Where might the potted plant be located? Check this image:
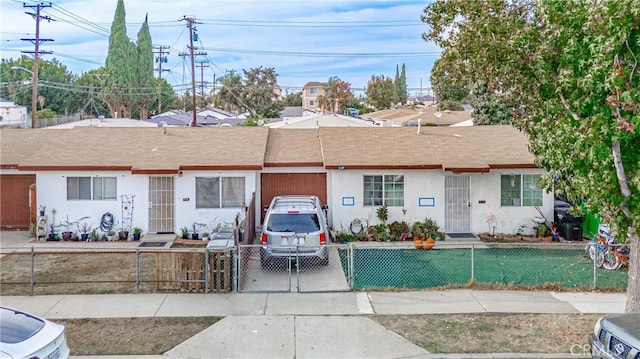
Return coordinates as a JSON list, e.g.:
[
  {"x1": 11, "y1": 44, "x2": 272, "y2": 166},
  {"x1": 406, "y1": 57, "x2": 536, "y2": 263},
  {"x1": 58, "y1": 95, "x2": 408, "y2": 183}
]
[
  {"x1": 132, "y1": 227, "x2": 142, "y2": 241},
  {"x1": 180, "y1": 226, "x2": 189, "y2": 239},
  {"x1": 191, "y1": 222, "x2": 203, "y2": 240},
  {"x1": 421, "y1": 217, "x2": 441, "y2": 250},
  {"x1": 106, "y1": 229, "x2": 116, "y2": 241},
  {"x1": 78, "y1": 222, "x2": 92, "y2": 241},
  {"x1": 47, "y1": 222, "x2": 60, "y2": 241},
  {"x1": 38, "y1": 205, "x2": 46, "y2": 216},
  {"x1": 201, "y1": 231, "x2": 210, "y2": 241},
  {"x1": 412, "y1": 221, "x2": 424, "y2": 248},
  {"x1": 389, "y1": 220, "x2": 410, "y2": 241},
  {"x1": 536, "y1": 223, "x2": 552, "y2": 242},
  {"x1": 88, "y1": 228, "x2": 98, "y2": 242}
]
